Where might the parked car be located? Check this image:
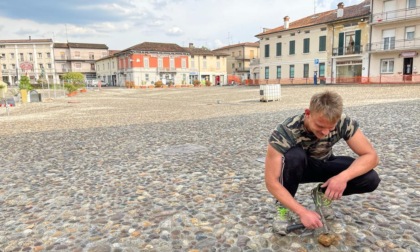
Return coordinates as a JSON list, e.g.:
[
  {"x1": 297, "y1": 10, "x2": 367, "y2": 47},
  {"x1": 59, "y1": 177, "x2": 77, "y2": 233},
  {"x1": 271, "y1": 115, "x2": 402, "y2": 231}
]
[{"x1": 86, "y1": 80, "x2": 108, "y2": 87}]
